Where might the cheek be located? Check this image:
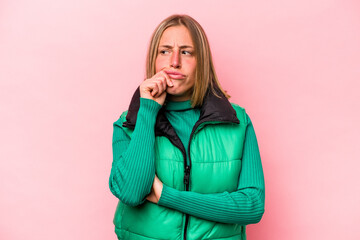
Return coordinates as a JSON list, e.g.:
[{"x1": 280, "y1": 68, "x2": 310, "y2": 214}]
[
  {"x1": 155, "y1": 61, "x2": 160, "y2": 73},
  {"x1": 155, "y1": 58, "x2": 161, "y2": 72},
  {"x1": 155, "y1": 57, "x2": 167, "y2": 72},
  {"x1": 186, "y1": 60, "x2": 196, "y2": 76}
]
